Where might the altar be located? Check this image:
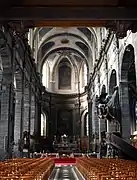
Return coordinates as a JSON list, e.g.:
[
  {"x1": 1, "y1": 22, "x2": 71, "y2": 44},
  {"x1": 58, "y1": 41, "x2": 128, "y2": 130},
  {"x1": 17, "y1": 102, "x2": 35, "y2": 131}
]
[{"x1": 53, "y1": 134, "x2": 78, "y2": 154}]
